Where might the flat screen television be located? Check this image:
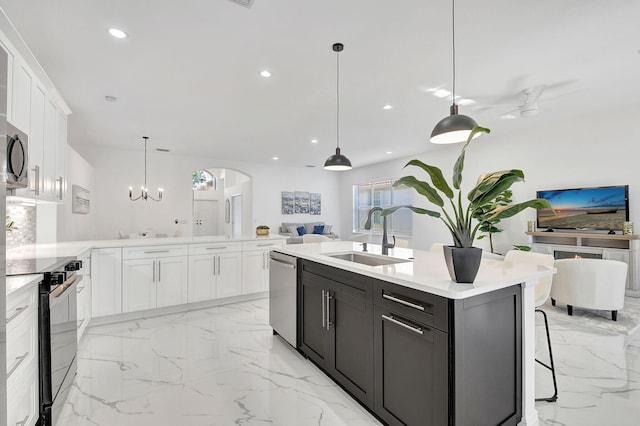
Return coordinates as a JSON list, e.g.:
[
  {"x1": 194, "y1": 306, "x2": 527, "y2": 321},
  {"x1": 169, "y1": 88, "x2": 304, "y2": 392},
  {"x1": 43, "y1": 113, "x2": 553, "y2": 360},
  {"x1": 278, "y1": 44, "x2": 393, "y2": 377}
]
[{"x1": 536, "y1": 185, "x2": 629, "y2": 231}]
